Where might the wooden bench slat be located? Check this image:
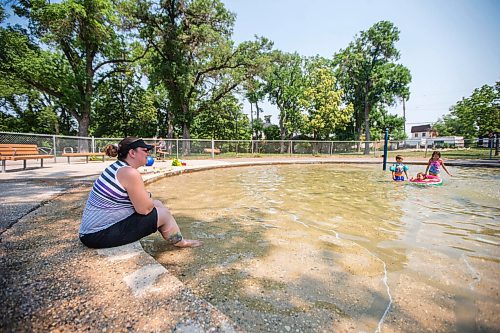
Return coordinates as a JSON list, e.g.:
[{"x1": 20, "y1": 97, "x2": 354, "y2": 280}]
[
  {"x1": 0, "y1": 144, "x2": 38, "y2": 148},
  {"x1": 10, "y1": 155, "x2": 54, "y2": 161},
  {"x1": 203, "y1": 148, "x2": 221, "y2": 154},
  {"x1": 0, "y1": 144, "x2": 53, "y2": 172},
  {"x1": 0, "y1": 147, "x2": 39, "y2": 150},
  {"x1": 0, "y1": 150, "x2": 40, "y2": 155}
]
